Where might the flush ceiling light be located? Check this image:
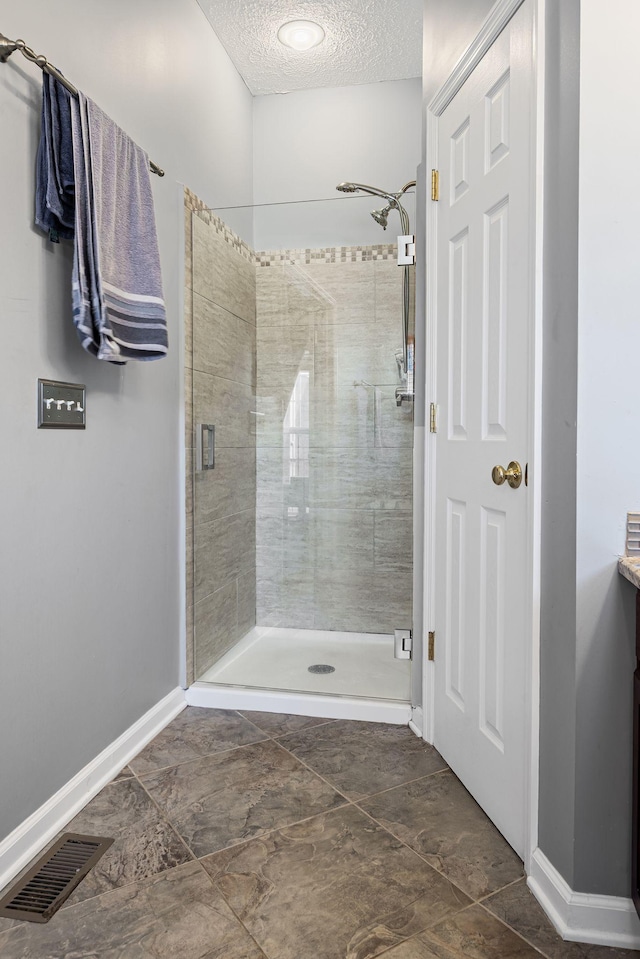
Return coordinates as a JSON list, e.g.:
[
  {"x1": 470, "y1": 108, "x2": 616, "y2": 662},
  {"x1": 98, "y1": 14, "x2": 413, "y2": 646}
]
[{"x1": 277, "y1": 19, "x2": 325, "y2": 51}]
